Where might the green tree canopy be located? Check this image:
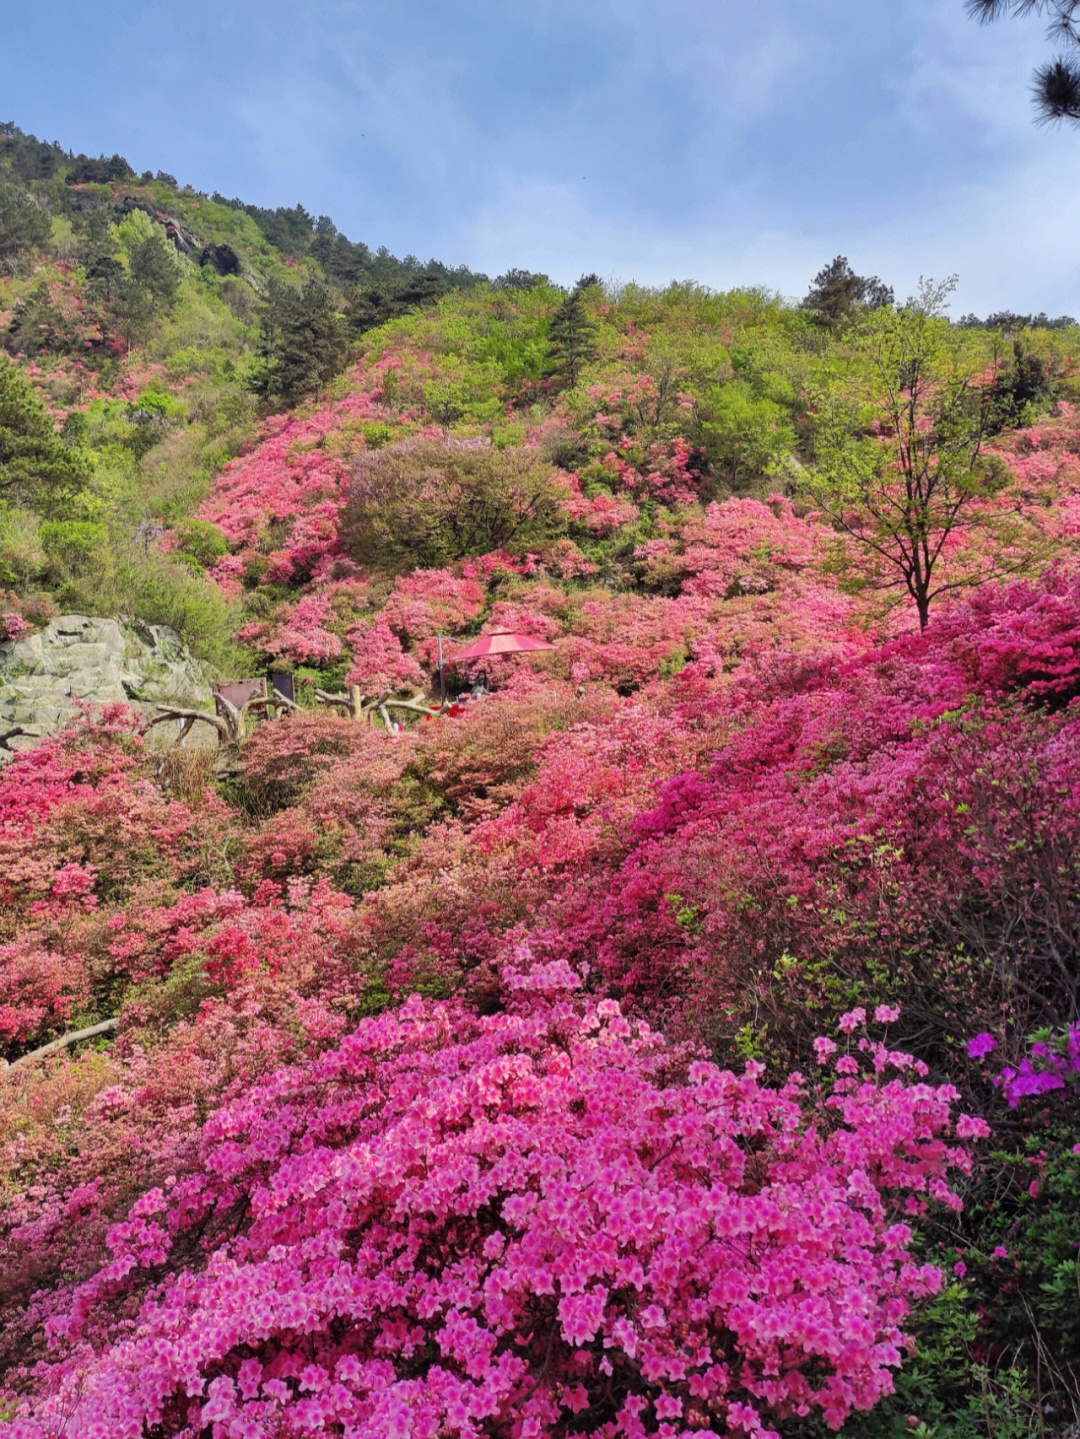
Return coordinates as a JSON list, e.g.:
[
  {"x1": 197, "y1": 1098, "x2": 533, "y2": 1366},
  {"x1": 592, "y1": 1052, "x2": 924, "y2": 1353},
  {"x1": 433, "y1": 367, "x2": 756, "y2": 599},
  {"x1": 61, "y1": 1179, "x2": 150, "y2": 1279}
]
[
  {"x1": 0, "y1": 184, "x2": 50, "y2": 273},
  {"x1": 697, "y1": 379, "x2": 796, "y2": 493},
  {"x1": 111, "y1": 275, "x2": 156, "y2": 351},
  {"x1": 128, "y1": 230, "x2": 181, "y2": 309},
  {"x1": 3, "y1": 281, "x2": 73, "y2": 359},
  {"x1": 342, "y1": 436, "x2": 562, "y2": 572},
  {"x1": 799, "y1": 286, "x2": 1014, "y2": 629},
  {"x1": 0, "y1": 354, "x2": 90, "y2": 511},
  {"x1": 801, "y1": 256, "x2": 893, "y2": 328}
]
